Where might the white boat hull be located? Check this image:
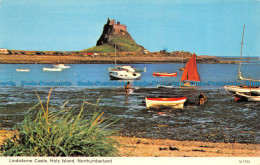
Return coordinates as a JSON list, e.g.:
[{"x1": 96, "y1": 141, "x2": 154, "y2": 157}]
[
  {"x1": 43, "y1": 68, "x2": 62, "y2": 71},
  {"x1": 16, "y1": 69, "x2": 30, "y2": 72},
  {"x1": 54, "y1": 64, "x2": 70, "y2": 69},
  {"x1": 224, "y1": 85, "x2": 260, "y2": 93},
  {"x1": 235, "y1": 92, "x2": 260, "y2": 102},
  {"x1": 109, "y1": 71, "x2": 141, "y2": 80},
  {"x1": 145, "y1": 97, "x2": 186, "y2": 109}
]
